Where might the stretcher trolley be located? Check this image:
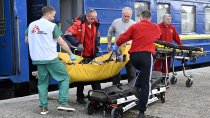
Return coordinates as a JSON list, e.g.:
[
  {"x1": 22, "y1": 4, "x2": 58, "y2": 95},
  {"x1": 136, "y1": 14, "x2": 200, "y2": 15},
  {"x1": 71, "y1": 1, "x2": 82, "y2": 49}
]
[
  {"x1": 155, "y1": 40, "x2": 207, "y2": 87},
  {"x1": 155, "y1": 42, "x2": 177, "y2": 86},
  {"x1": 86, "y1": 71, "x2": 166, "y2": 118},
  {"x1": 170, "y1": 45, "x2": 207, "y2": 87}
]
